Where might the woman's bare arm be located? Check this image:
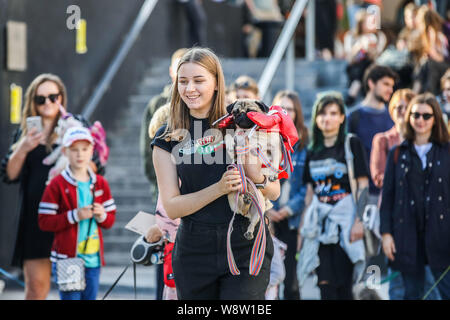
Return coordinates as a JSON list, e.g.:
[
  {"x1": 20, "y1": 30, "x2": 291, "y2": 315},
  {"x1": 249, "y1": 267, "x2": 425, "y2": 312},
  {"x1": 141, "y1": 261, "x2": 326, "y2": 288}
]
[
  {"x1": 296, "y1": 183, "x2": 314, "y2": 251},
  {"x1": 6, "y1": 129, "x2": 43, "y2": 180},
  {"x1": 153, "y1": 146, "x2": 242, "y2": 220}
]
